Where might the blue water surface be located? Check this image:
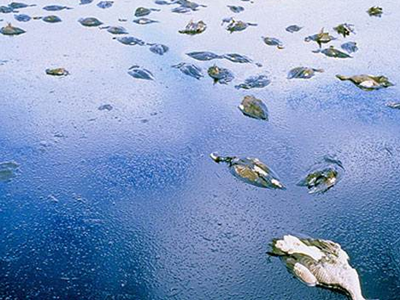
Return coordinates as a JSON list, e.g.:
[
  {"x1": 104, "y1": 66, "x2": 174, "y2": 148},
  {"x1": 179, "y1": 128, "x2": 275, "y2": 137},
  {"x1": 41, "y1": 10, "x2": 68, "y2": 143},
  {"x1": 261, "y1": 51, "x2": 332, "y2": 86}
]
[{"x1": 1, "y1": 0, "x2": 400, "y2": 299}]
